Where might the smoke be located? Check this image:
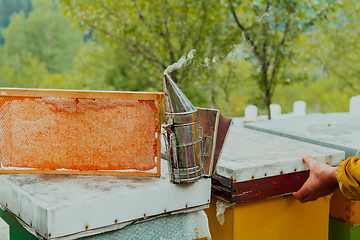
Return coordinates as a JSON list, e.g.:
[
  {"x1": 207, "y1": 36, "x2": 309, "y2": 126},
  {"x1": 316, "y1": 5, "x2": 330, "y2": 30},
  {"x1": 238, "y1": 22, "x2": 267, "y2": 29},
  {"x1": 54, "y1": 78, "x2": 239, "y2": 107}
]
[
  {"x1": 227, "y1": 44, "x2": 252, "y2": 61},
  {"x1": 202, "y1": 55, "x2": 220, "y2": 69},
  {"x1": 164, "y1": 49, "x2": 196, "y2": 74},
  {"x1": 163, "y1": 33, "x2": 253, "y2": 75}
]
